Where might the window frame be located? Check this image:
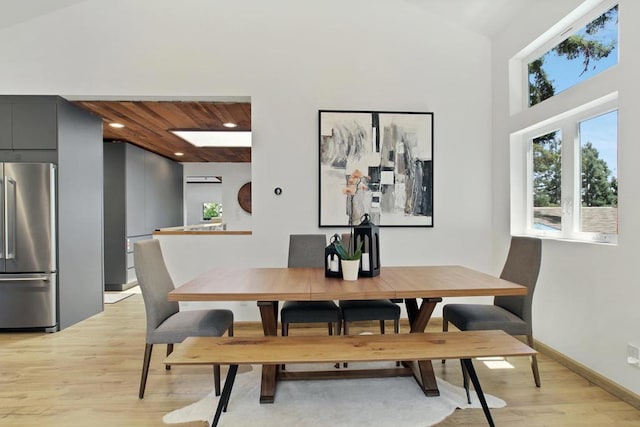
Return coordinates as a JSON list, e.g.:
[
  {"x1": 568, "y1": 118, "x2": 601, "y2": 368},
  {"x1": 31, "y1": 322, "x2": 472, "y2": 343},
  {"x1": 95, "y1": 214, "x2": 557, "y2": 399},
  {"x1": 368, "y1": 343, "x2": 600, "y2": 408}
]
[
  {"x1": 522, "y1": 0, "x2": 619, "y2": 111},
  {"x1": 526, "y1": 126, "x2": 563, "y2": 239},
  {"x1": 519, "y1": 97, "x2": 618, "y2": 243}
]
